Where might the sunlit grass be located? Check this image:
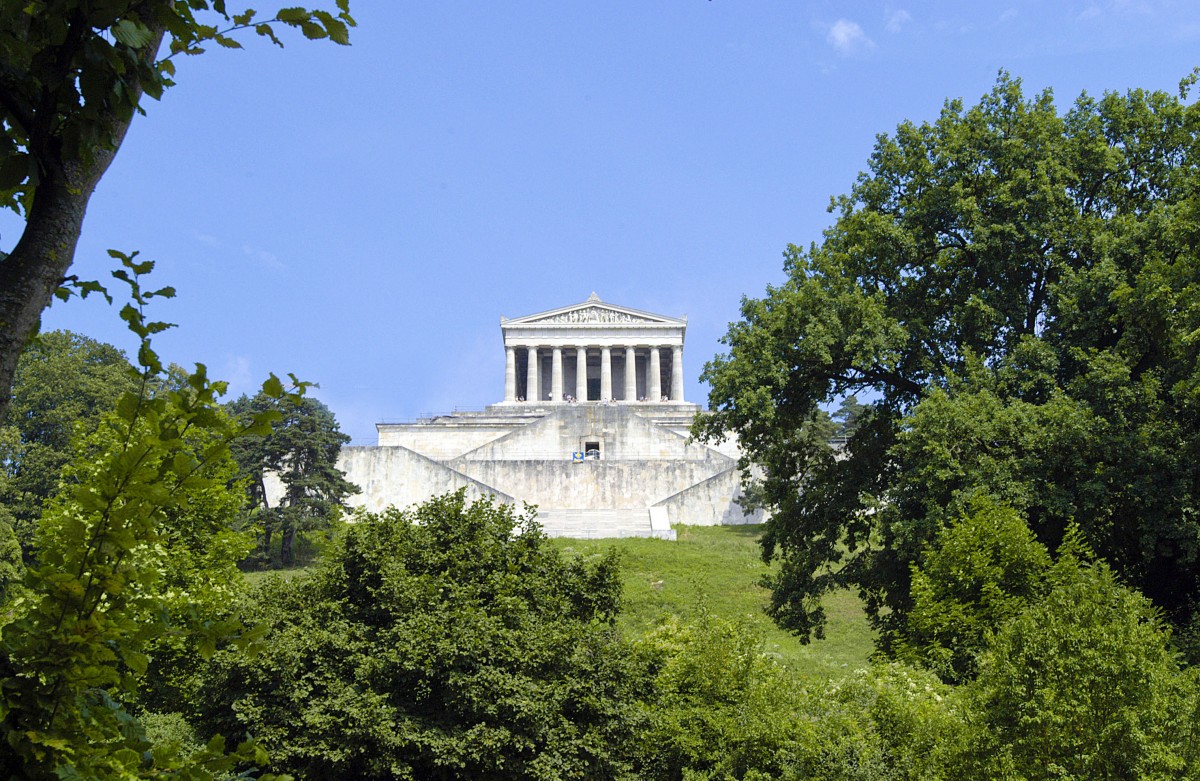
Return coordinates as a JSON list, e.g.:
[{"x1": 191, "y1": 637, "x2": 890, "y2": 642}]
[{"x1": 552, "y1": 524, "x2": 875, "y2": 679}]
